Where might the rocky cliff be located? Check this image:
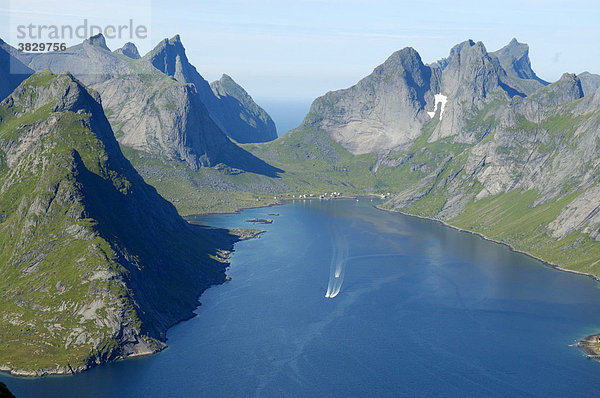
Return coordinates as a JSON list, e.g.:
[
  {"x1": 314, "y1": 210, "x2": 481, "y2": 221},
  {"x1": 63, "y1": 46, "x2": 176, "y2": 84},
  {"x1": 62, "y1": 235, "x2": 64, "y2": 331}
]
[
  {"x1": 489, "y1": 38, "x2": 548, "y2": 94},
  {"x1": 210, "y1": 74, "x2": 277, "y2": 143},
  {"x1": 145, "y1": 35, "x2": 277, "y2": 143},
  {"x1": 9, "y1": 34, "x2": 280, "y2": 176},
  {"x1": 303, "y1": 39, "x2": 546, "y2": 155},
  {"x1": 579, "y1": 72, "x2": 600, "y2": 96},
  {"x1": 276, "y1": 38, "x2": 600, "y2": 276},
  {"x1": 0, "y1": 71, "x2": 241, "y2": 375}
]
